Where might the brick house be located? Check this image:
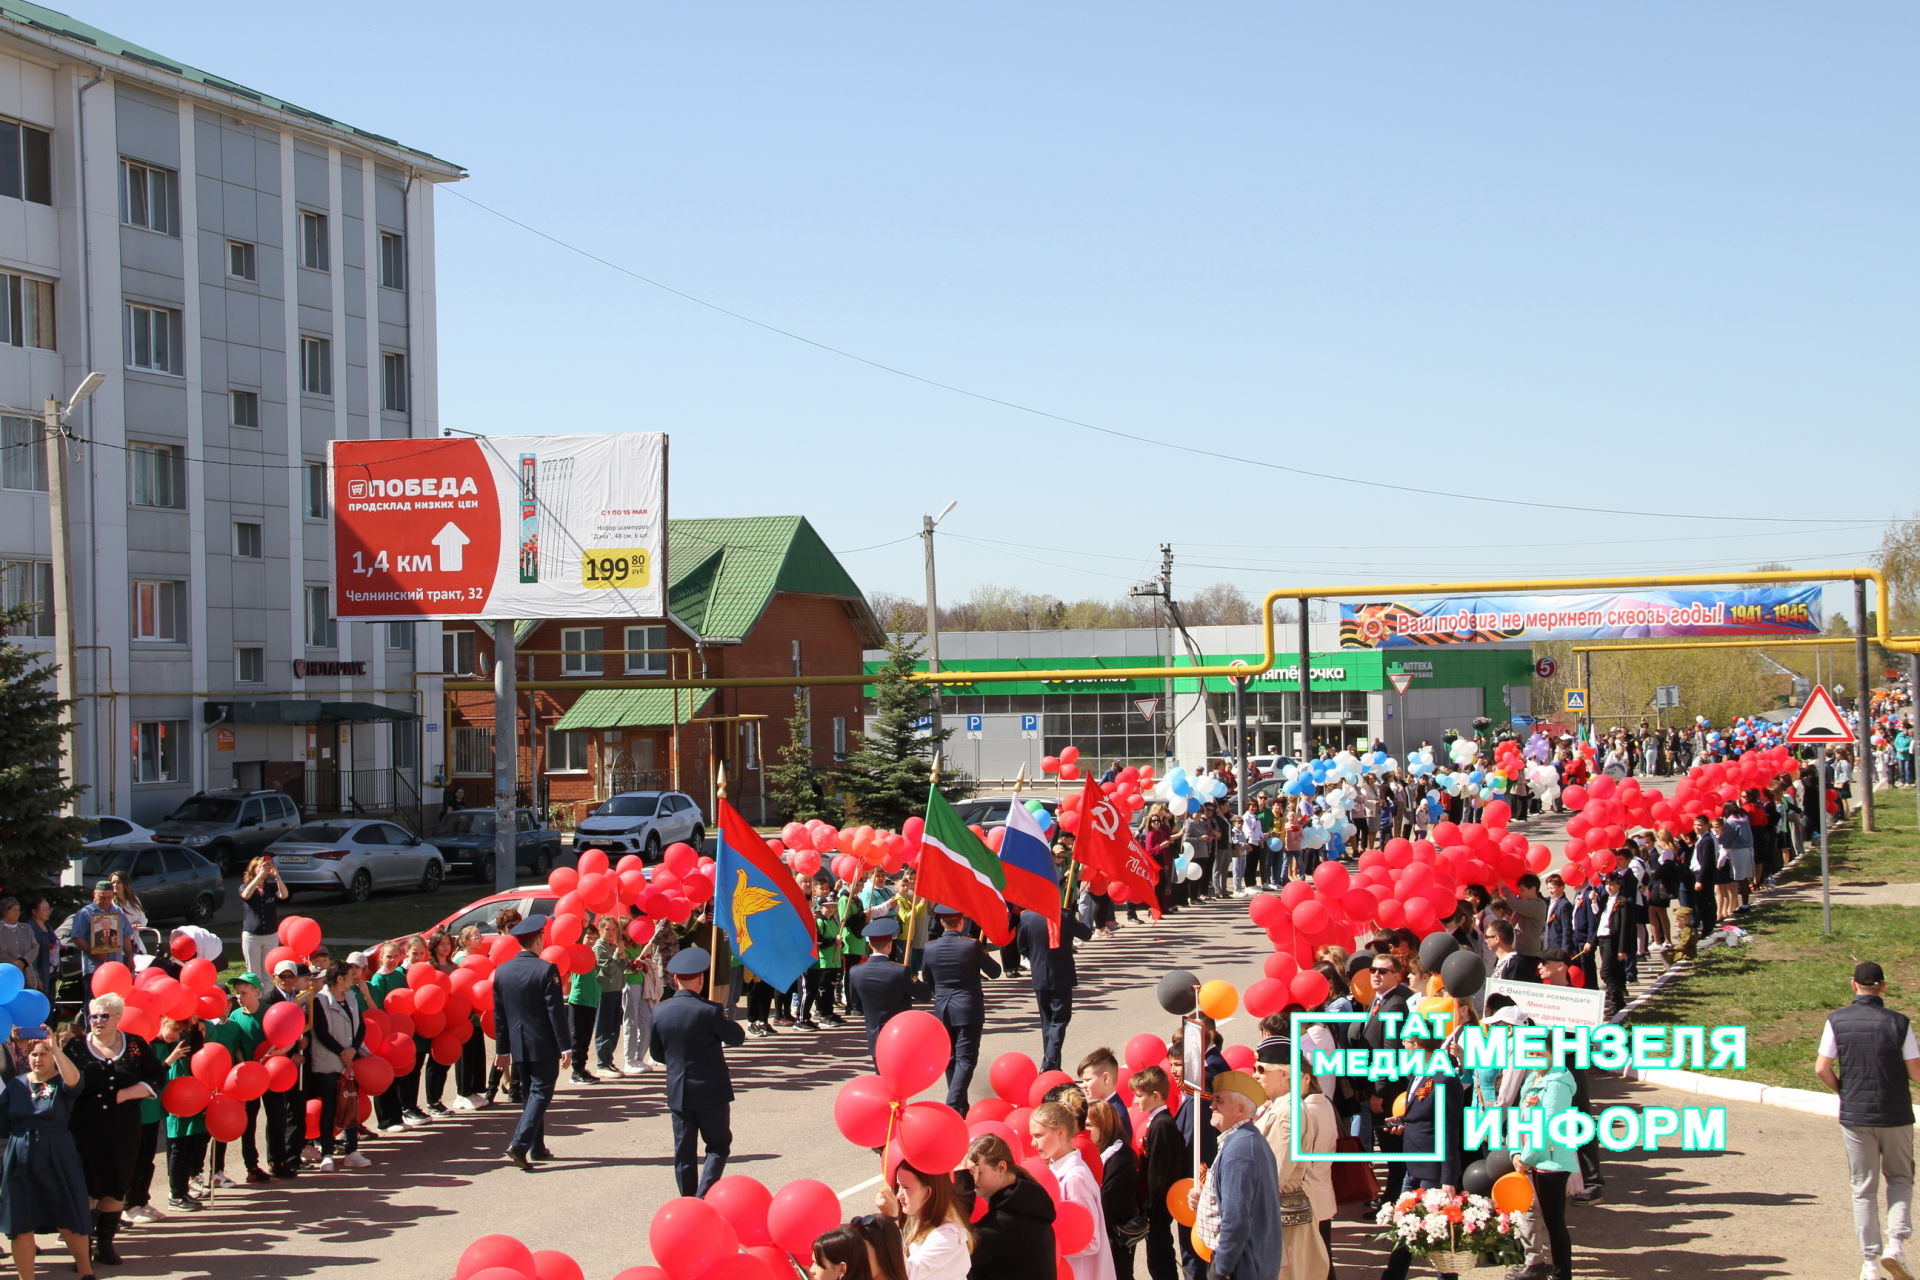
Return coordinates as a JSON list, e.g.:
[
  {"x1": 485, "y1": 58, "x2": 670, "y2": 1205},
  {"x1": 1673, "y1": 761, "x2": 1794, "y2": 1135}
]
[{"x1": 441, "y1": 516, "x2": 882, "y2": 824}]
